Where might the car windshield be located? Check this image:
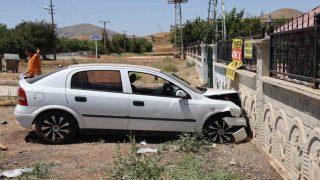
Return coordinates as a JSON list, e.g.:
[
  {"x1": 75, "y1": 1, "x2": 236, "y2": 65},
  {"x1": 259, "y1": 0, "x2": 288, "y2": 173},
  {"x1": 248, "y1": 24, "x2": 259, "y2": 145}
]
[{"x1": 162, "y1": 71, "x2": 206, "y2": 94}]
